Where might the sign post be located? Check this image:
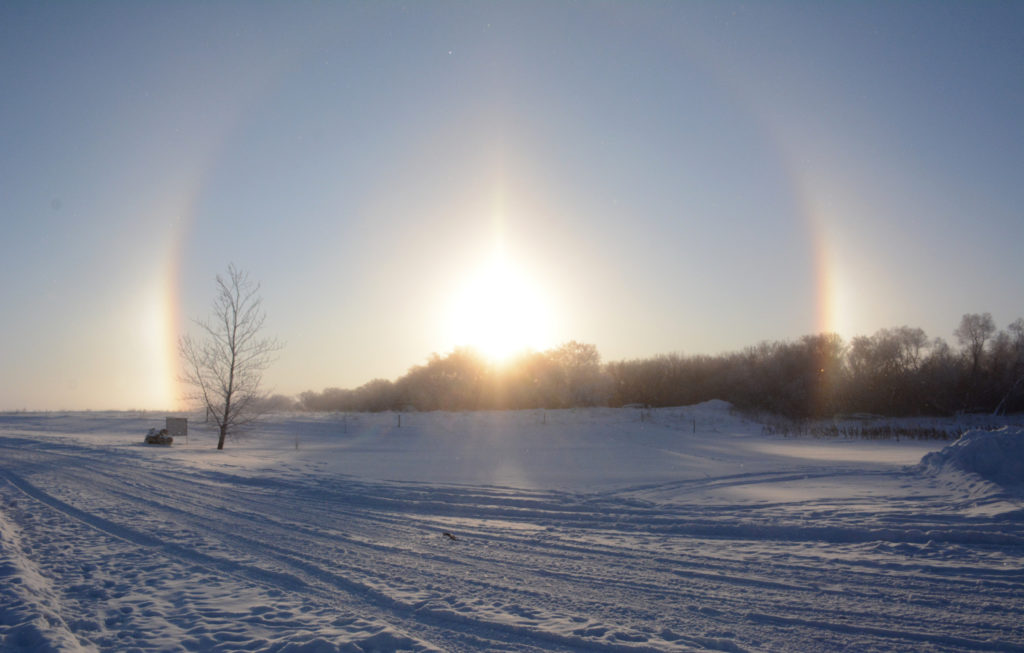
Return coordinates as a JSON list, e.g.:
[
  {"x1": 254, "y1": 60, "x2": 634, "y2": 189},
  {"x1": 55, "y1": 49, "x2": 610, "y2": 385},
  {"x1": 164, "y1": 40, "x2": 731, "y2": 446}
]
[{"x1": 166, "y1": 417, "x2": 188, "y2": 446}]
